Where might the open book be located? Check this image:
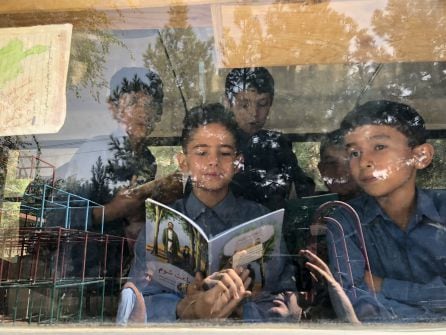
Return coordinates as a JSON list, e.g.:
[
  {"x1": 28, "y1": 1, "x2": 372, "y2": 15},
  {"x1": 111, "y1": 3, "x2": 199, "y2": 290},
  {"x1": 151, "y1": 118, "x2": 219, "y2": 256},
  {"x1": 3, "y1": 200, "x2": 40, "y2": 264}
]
[{"x1": 143, "y1": 198, "x2": 284, "y2": 293}]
